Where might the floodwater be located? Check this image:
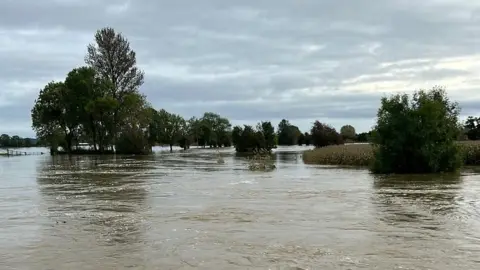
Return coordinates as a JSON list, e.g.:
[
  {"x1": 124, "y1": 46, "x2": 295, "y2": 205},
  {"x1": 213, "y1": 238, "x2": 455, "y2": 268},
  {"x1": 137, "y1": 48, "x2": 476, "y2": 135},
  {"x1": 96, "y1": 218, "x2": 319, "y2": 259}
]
[{"x1": 1, "y1": 146, "x2": 480, "y2": 269}]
